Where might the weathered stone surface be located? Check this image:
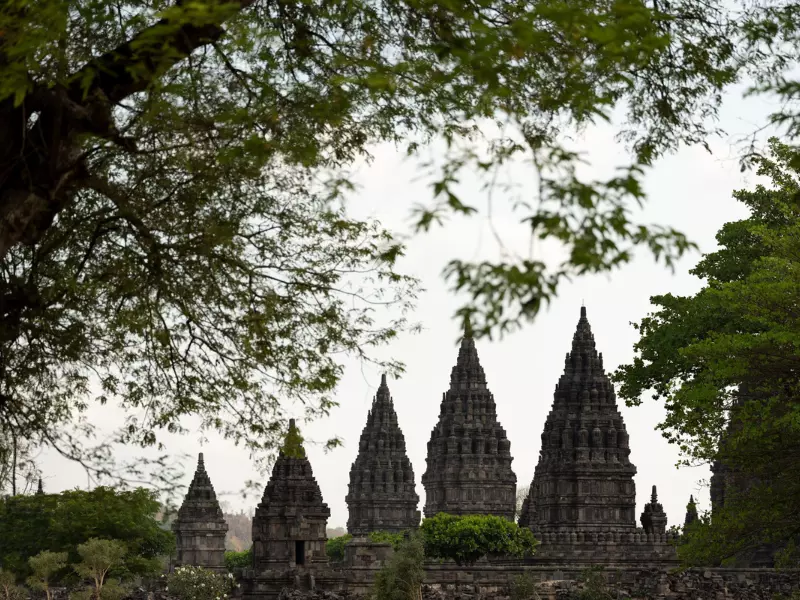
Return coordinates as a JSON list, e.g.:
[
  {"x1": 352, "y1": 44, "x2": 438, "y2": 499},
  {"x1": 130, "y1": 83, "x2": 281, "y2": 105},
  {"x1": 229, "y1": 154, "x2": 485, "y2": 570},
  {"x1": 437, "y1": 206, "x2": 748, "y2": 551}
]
[
  {"x1": 346, "y1": 374, "x2": 420, "y2": 535},
  {"x1": 172, "y1": 453, "x2": 228, "y2": 573},
  {"x1": 421, "y1": 319, "x2": 516, "y2": 519},
  {"x1": 641, "y1": 485, "x2": 668, "y2": 535},
  {"x1": 519, "y1": 306, "x2": 638, "y2": 534},
  {"x1": 252, "y1": 420, "x2": 331, "y2": 572}
]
